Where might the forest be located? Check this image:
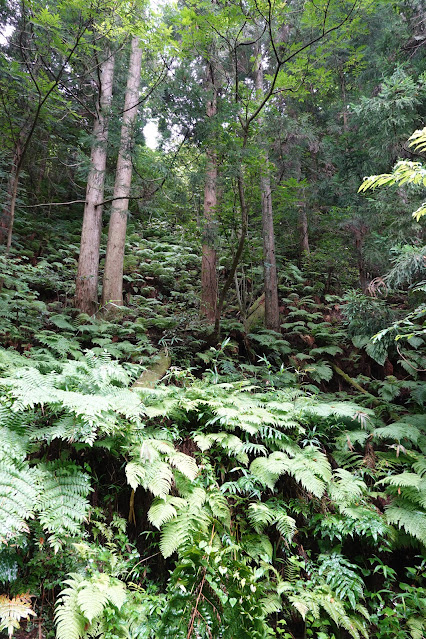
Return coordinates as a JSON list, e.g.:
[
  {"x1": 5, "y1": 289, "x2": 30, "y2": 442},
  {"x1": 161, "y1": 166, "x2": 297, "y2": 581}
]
[{"x1": 0, "y1": 0, "x2": 425, "y2": 637}]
